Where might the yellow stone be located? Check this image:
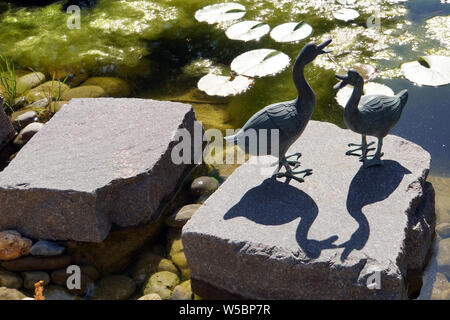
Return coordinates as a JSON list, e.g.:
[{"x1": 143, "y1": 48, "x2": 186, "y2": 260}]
[{"x1": 0, "y1": 230, "x2": 32, "y2": 261}]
